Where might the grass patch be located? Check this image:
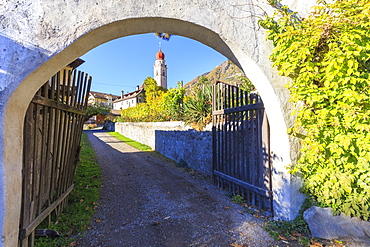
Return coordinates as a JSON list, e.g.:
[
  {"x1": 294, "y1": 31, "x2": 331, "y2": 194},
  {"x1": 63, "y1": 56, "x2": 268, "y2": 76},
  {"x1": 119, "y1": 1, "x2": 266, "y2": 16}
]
[
  {"x1": 107, "y1": 132, "x2": 152, "y2": 151},
  {"x1": 231, "y1": 194, "x2": 245, "y2": 204},
  {"x1": 34, "y1": 132, "x2": 102, "y2": 247}
]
